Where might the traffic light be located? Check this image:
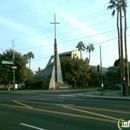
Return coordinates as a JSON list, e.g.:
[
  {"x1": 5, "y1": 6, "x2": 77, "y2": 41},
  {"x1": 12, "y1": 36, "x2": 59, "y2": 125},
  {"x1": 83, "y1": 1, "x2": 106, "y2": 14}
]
[{"x1": 97, "y1": 65, "x2": 100, "y2": 72}]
